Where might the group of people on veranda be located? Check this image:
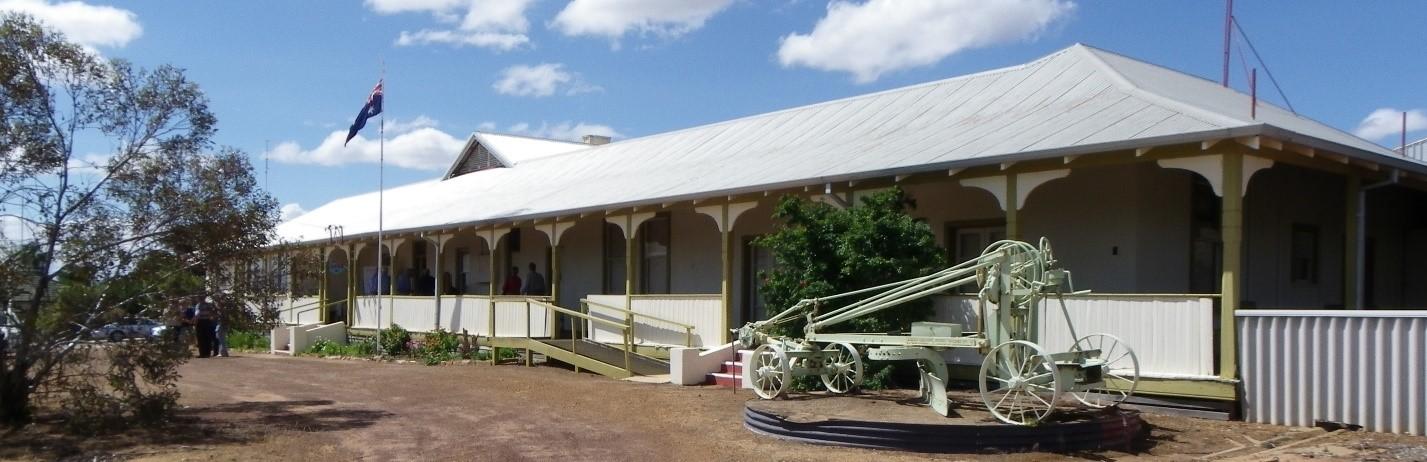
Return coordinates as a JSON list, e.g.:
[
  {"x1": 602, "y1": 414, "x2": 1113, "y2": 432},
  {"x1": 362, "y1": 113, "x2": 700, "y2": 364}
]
[{"x1": 502, "y1": 262, "x2": 546, "y2": 296}]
